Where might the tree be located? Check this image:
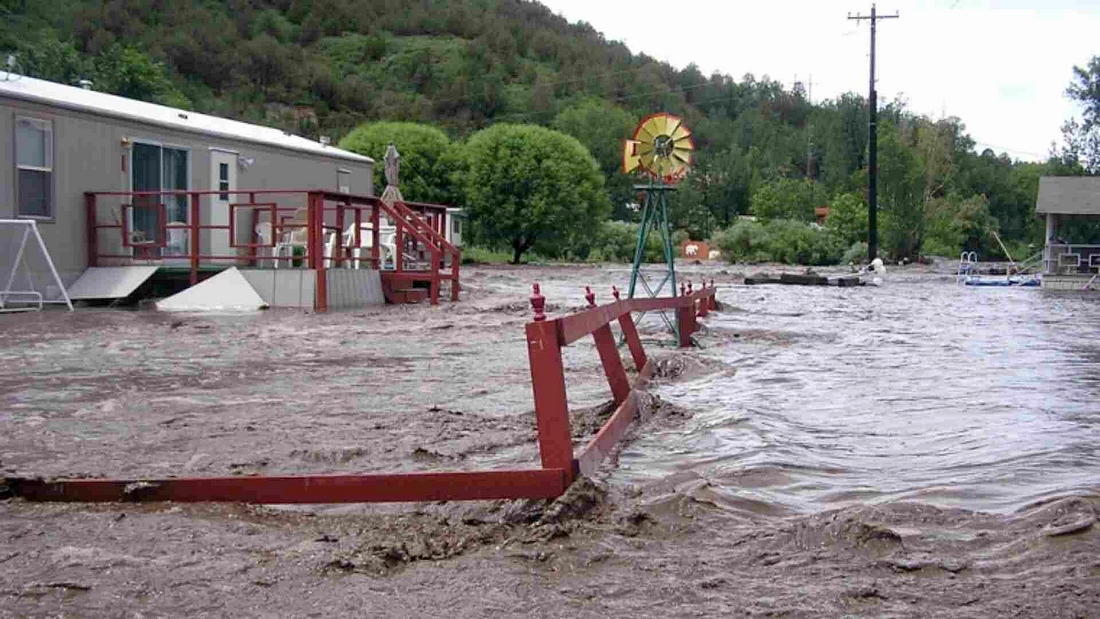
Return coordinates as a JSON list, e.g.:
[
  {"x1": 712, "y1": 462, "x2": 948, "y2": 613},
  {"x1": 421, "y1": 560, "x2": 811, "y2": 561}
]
[
  {"x1": 92, "y1": 44, "x2": 191, "y2": 108},
  {"x1": 9, "y1": 30, "x2": 88, "y2": 86},
  {"x1": 1055, "y1": 56, "x2": 1100, "y2": 173},
  {"x1": 339, "y1": 121, "x2": 458, "y2": 204},
  {"x1": 877, "y1": 118, "x2": 925, "y2": 259},
  {"x1": 824, "y1": 192, "x2": 867, "y2": 245},
  {"x1": 750, "y1": 177, "x2": 817, "y2": 222},
  {"x1": 551, "y1": 98, "x2": 637, "y2": 219},
  {"x1": 461, "y1": 124, "x2": 610, "y2": 263}
]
